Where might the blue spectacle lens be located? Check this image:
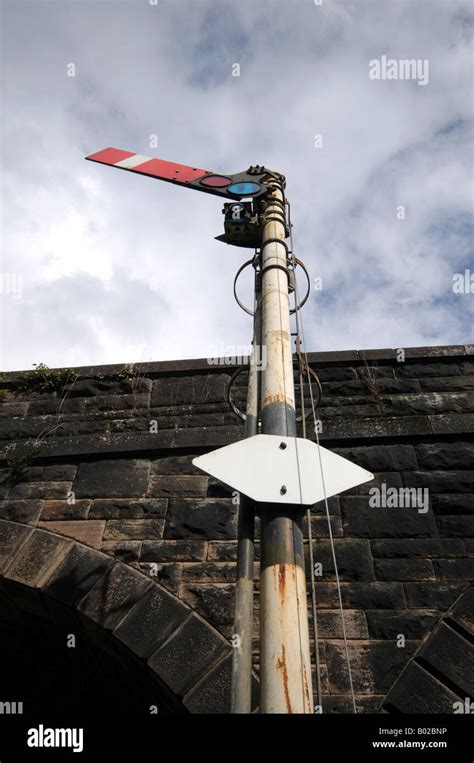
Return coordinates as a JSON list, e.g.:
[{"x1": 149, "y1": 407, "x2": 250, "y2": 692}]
[{"x1": 228, "y1": 182, "x2": 261, "y2": 196}]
